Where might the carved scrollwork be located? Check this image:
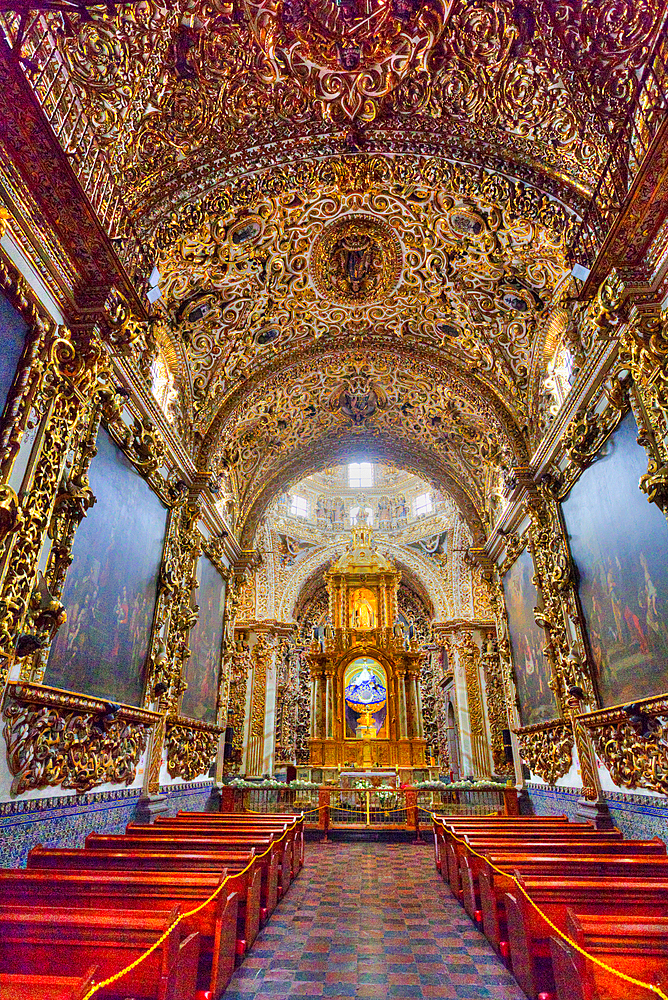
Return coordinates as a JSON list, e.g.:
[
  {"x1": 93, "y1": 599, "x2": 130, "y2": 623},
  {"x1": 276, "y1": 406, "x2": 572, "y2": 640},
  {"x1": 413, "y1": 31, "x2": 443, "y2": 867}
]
[
  {"x1": 515, "y1": 720, "x2": 574, "y2": 785},
  {"x1": 481, "y1": 634, "x2": 514, "y2": 777},
  {"x1": 0, "y1": 483, "x2": 23, "y2": 546},
  {"x1": 2, "y1": 683, "x2": 157, "y2": 795},
  {"x1": 618, "y1": 306, "x2": 668, "y2": 521},
  {"x1": 165, "y1": 716, "x2": 221, "y2": 781},
  {"x1": 563, "y1": 395, "x2": 626, "y2": 473},
  {"x1": 580, "y1": 698, "x2": 668, "y2": 797}
]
